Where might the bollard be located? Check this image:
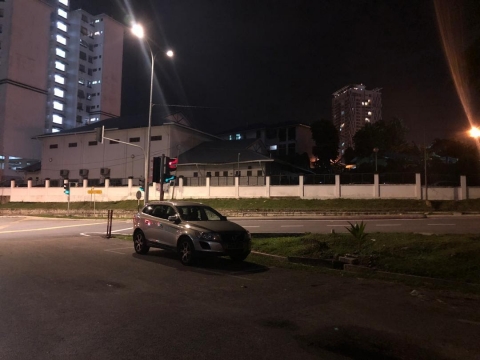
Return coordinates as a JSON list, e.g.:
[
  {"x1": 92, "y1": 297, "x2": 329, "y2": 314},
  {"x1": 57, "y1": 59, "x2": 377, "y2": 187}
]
[{"x1": 106, "y1": 209, "x2": 113, "y2": 238}]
